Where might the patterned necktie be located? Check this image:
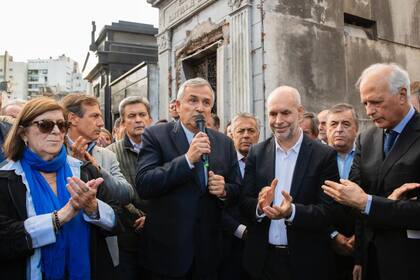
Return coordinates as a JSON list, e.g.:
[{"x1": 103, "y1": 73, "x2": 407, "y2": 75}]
[{"x1": 384, "y1": 129, "x2": 398, "y2": 157}]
